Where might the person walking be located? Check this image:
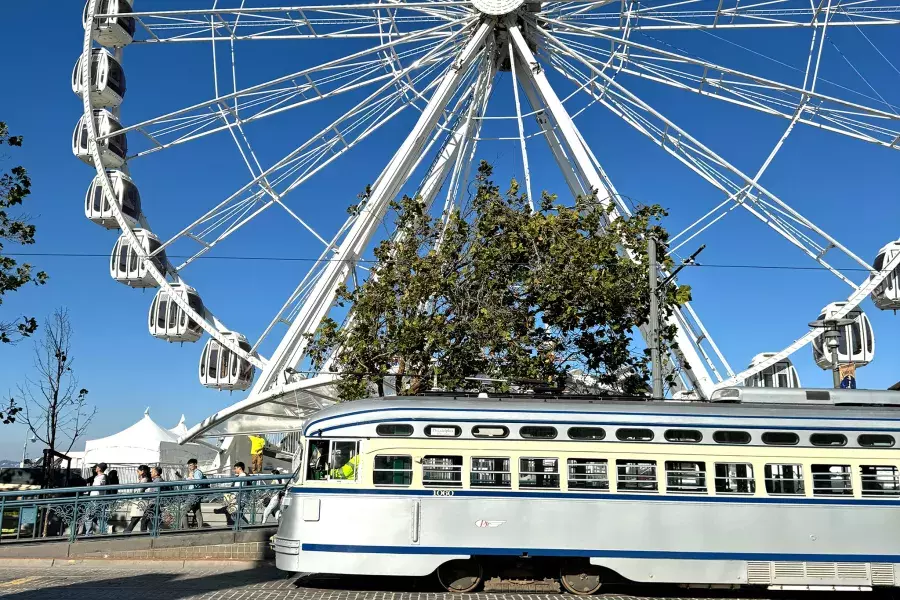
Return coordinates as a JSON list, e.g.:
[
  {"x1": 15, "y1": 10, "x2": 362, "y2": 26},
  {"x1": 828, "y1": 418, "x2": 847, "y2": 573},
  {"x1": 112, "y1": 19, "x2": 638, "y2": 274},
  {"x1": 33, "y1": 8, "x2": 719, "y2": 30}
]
[
  {"x1": 125, "y1": 465, "x2": 151, "y2": 533},
  {"x1": 249, "y1": 435, "x2": 266, "y2": 474},
  {"x1": 84, "y1": 463, "x2": 108, "y2": 536},
  {"x1": 182, "y1": 458, "x2": 206, "y2": 529},
  {"x1": 214, "y1": 462, "x2": 248, "y2": 526}
]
